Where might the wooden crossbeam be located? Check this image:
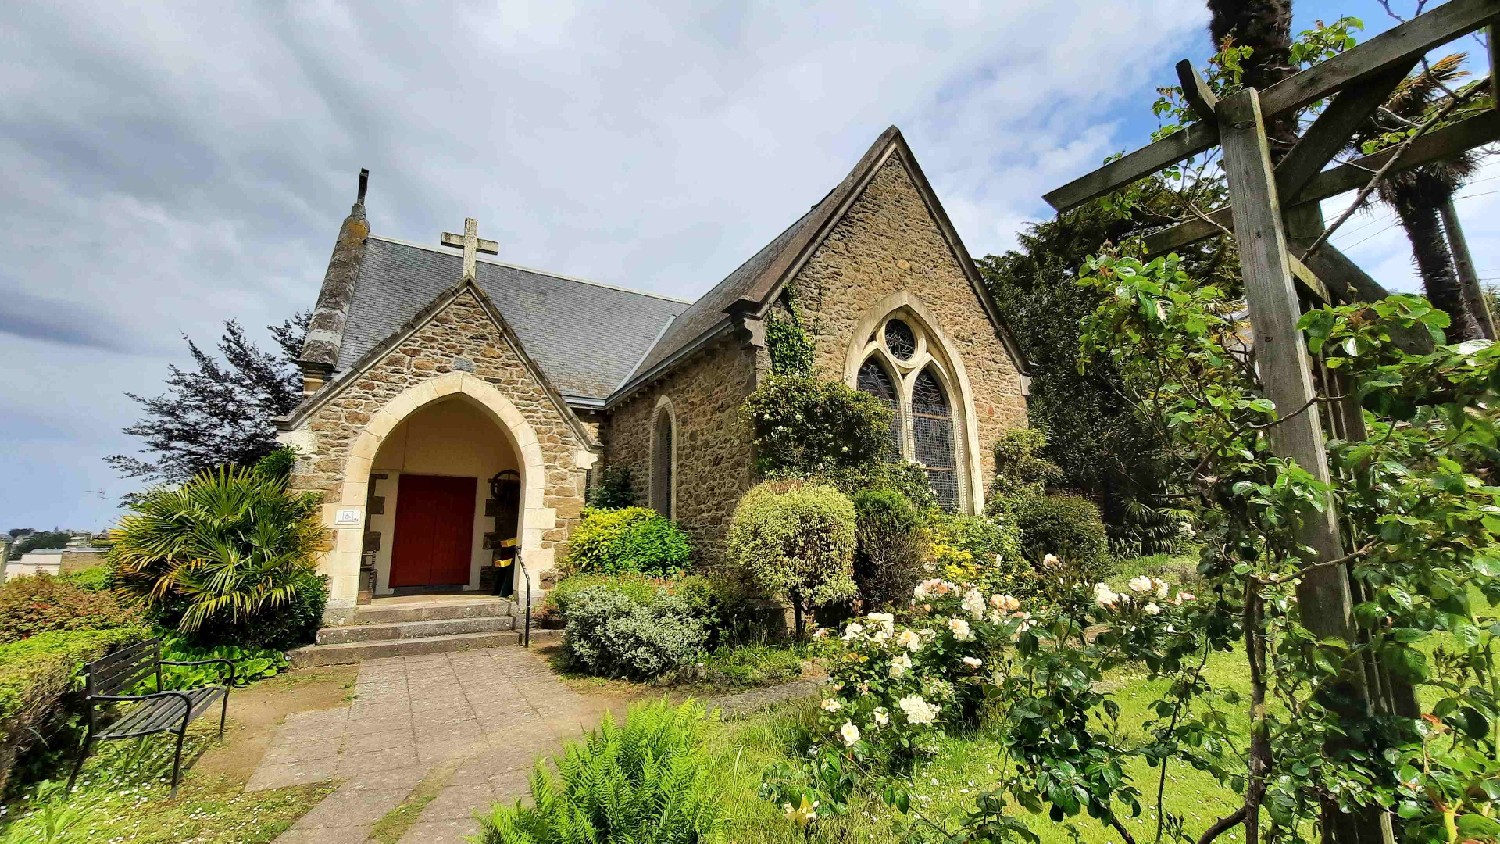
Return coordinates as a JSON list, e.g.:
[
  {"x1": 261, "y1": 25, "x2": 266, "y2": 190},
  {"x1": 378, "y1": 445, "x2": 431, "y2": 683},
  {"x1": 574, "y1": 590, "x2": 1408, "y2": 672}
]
[
  {"x1": 1259, "y1": 0, "x2": 1497, "y2": 118},
  {"x1": 1141, "y1": 109, "x2": 1500, "y2": 255},
  {"x1": 1043, "y1": 122, "x2": 1217, "y2": 211},
  {"x1": 1044, "y1": 0, "x2": 1499, "y2": 212},
  {"x1": 1274, "y1": 62, "x2": 1415, "y2": 201}
]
